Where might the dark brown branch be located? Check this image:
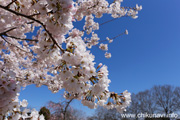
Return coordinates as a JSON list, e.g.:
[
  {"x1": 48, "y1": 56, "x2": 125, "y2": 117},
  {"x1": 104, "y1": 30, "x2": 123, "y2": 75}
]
[
  {"x1": 121, "y1": 6, "x2": 137, "y2": 11},
  {"x1": 0, "y1": 27, "x2": 17, "y2": 36},
  {"x1": 0, "y1": 36, "x2": 30, "y2": 53},
  {"x1": 6, "y1": 0, "x2": 17, "y2": 8},
  {"x1": 0, "y1": 4, "x2": 65, "y2": 53},
  {"x1": 29, "y1": 10, "x2": 54, "y2": 17},
  {"x1": 111, "y1": 32, "x2": 125, "y2": 40},
  {"x1": 100, "y1": 18, "x2": 118, "y2": 26},
  {"x1": 28, "y1": 13, "x2": 41, "y2": 17},
  {"x1": 99, "y1": 30, "x2": 126, "y2": 43},
  {"x1": 5, "y1": 35, "x2": 38, "y2": 42},
  {"x1": 0, "y1": 26, "x2": 38, "y2": 42},
  {"x1": 66, "y1": 15, "x2": 128, "y2": 40},
  {"x1": 99, "y1": 15, "x2": 128, "y2": 26}
]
